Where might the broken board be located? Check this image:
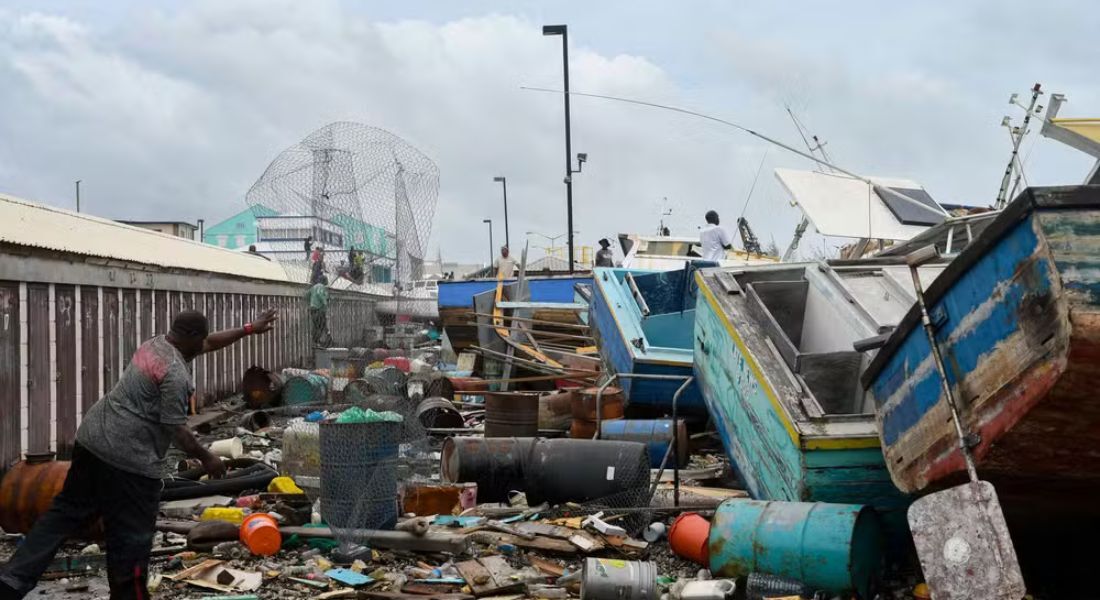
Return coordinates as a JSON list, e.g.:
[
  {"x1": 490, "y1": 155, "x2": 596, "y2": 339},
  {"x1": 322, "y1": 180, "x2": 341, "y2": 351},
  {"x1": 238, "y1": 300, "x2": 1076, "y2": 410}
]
[{"x1": 456, "y1": 556, "x2": 525, "y2": 597}]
